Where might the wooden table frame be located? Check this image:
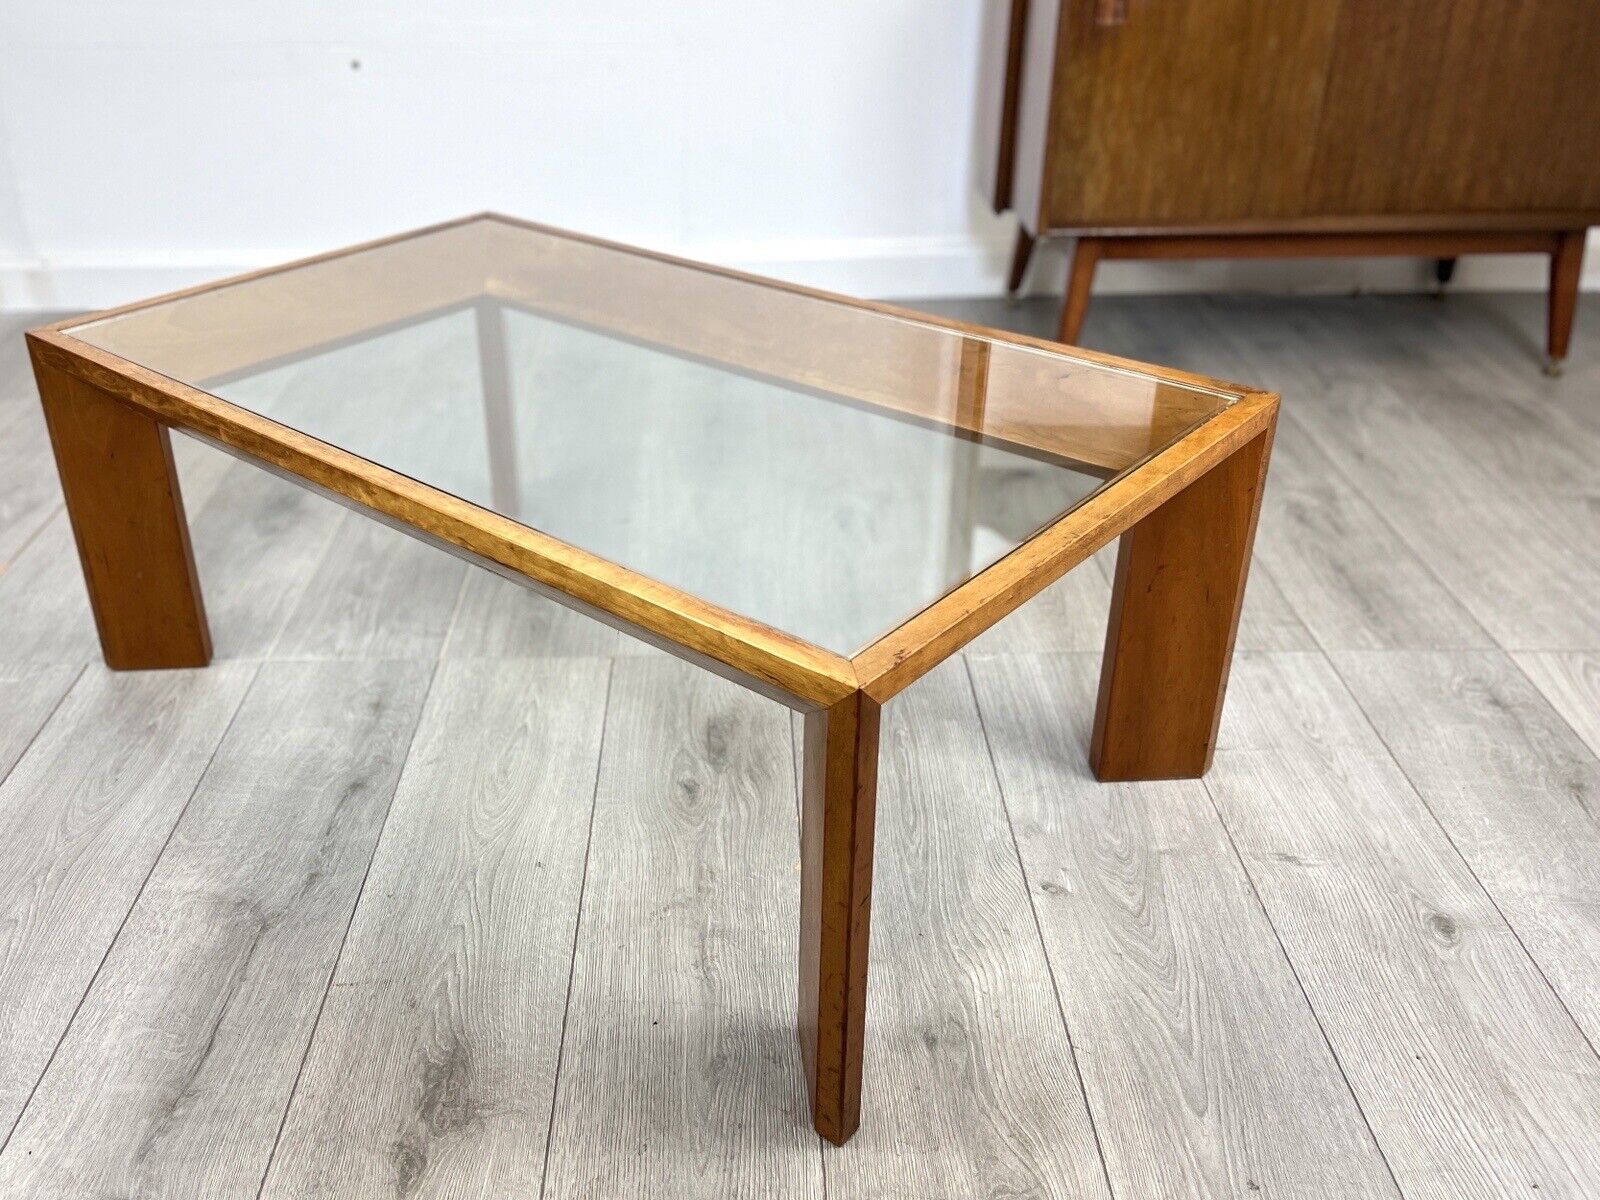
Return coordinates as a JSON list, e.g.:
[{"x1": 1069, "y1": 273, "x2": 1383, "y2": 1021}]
[{"x1": 26, "y1": 214, "x2": 1278, "y2": 1146}]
